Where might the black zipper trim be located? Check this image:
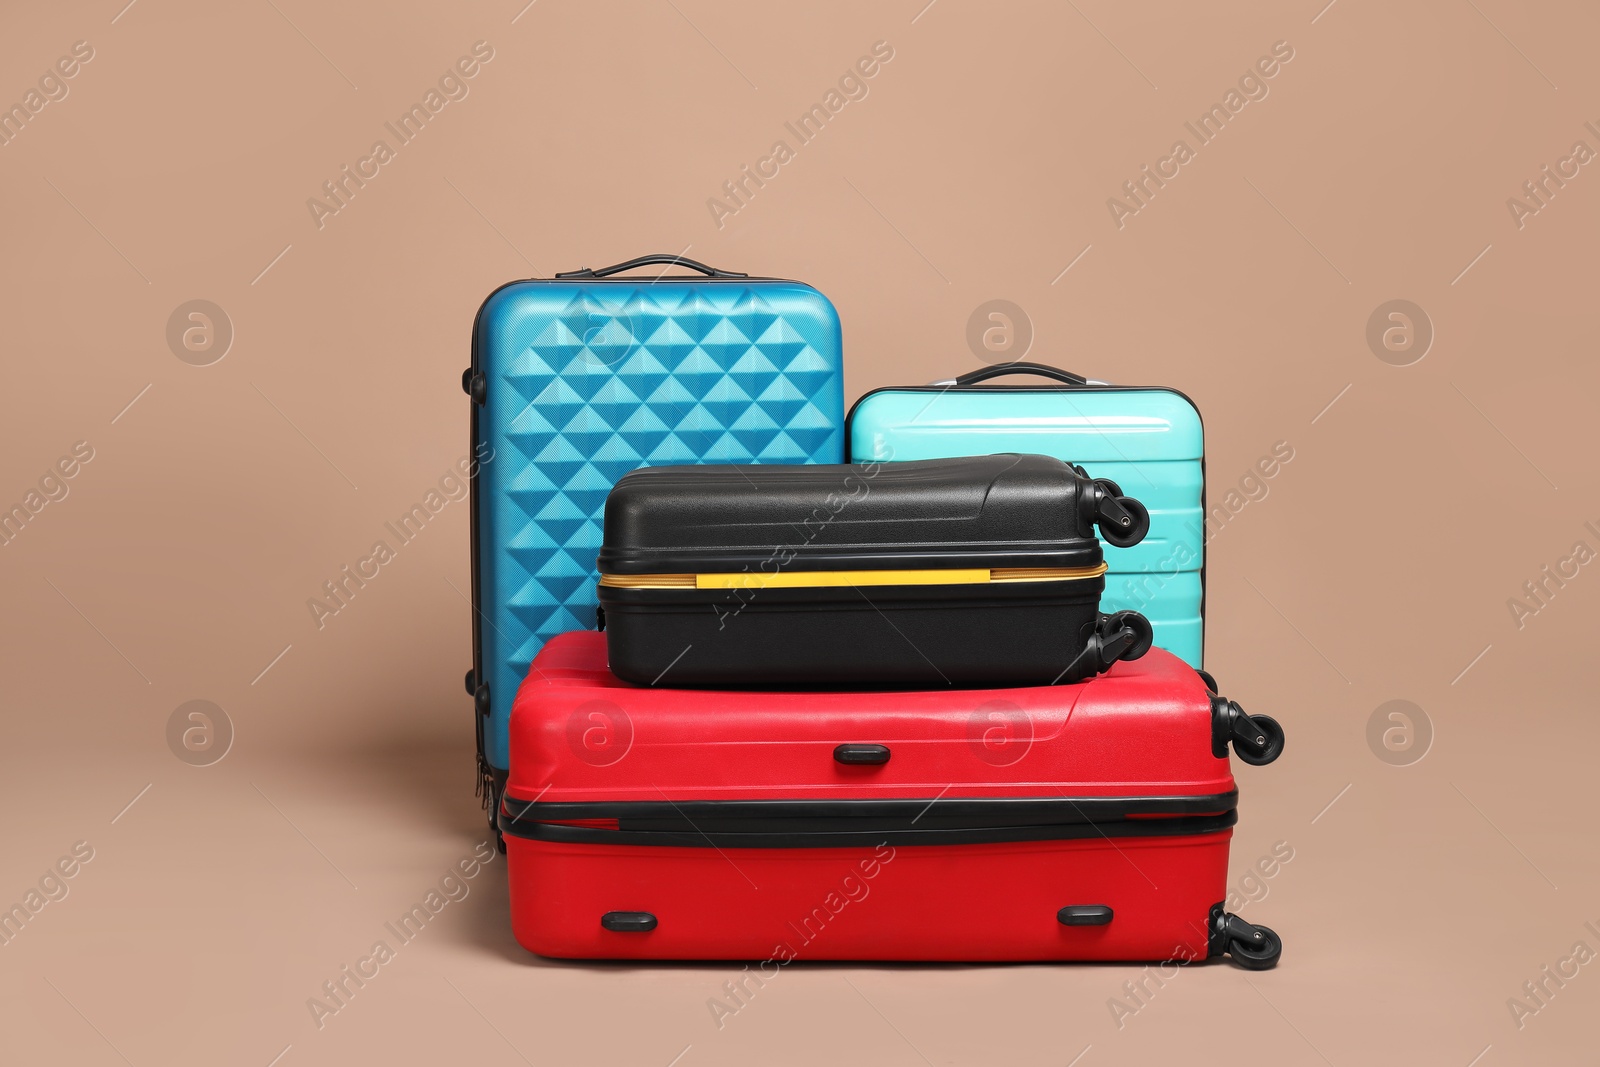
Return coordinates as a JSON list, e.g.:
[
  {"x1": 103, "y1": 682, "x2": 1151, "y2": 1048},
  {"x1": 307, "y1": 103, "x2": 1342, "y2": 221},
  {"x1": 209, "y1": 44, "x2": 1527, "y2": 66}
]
[{"x1": 500, "y1": 792, "x2": 1237, "y2": 849}]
